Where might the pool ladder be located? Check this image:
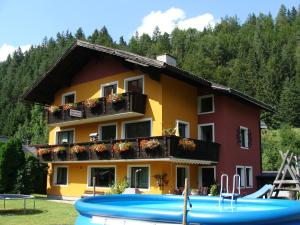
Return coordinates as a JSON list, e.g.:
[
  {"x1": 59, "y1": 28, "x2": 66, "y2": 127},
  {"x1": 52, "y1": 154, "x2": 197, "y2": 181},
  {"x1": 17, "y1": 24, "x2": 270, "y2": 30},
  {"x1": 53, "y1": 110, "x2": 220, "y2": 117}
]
[{"x1": 219, "y1": 174, "x2": 241, "y2": 206}]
